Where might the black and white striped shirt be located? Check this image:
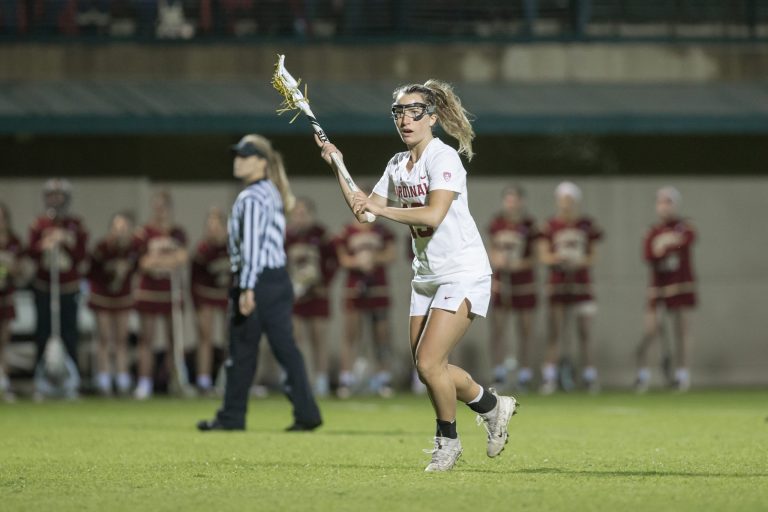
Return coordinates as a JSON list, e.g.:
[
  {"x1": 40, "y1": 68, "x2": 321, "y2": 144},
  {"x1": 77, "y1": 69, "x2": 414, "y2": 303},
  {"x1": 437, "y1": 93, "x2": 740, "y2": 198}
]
[{"x1": 228, "y1": 179, "x2": 287, "y2": 289}]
